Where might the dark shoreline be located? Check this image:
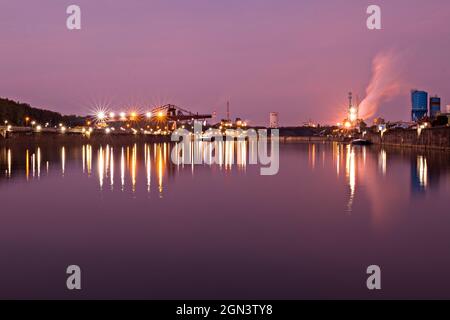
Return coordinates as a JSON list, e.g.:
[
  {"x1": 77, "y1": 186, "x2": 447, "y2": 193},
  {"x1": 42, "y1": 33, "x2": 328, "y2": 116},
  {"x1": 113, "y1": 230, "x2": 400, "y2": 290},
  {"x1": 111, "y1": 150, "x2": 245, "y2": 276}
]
[{"x1": 2, "y1": 126, "x2": 450, "y2": 151}]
